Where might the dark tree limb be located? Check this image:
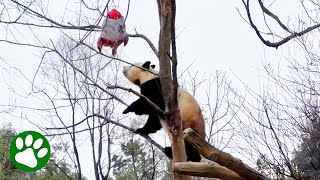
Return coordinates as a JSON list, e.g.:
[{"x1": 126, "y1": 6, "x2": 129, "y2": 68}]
[
  {"x1": 257, "y1": 0, "x2": 291, "y2": 33},
  {"x1": 242, "y1": 0, "x2": 320, "y2": 48},
  {"x1": 107, "y1": 85, "x2": 165, "y2": 115}
]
